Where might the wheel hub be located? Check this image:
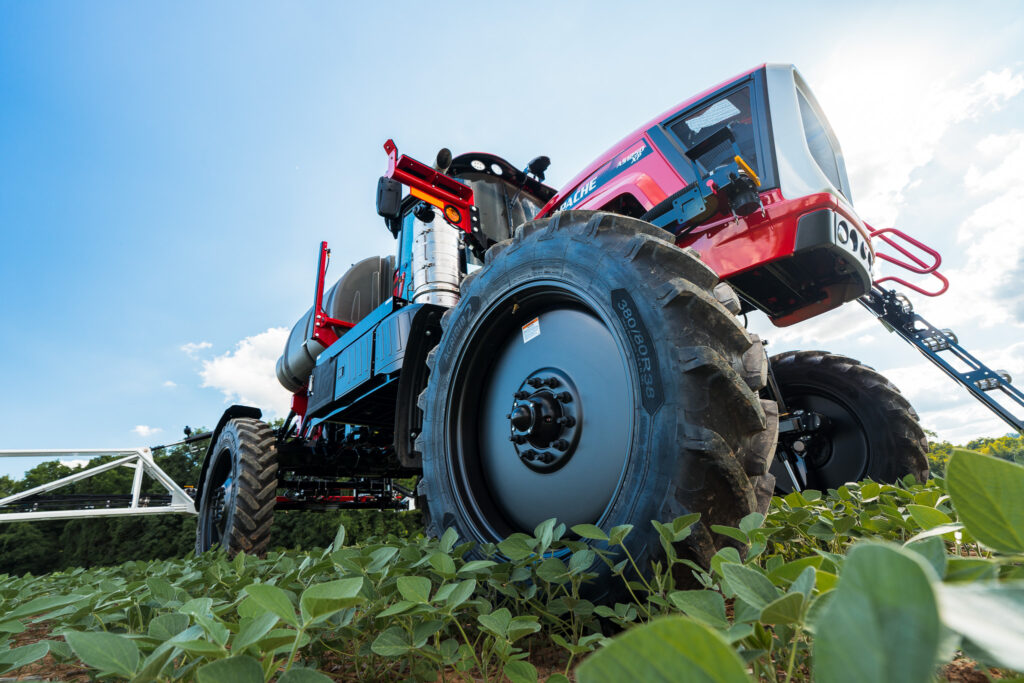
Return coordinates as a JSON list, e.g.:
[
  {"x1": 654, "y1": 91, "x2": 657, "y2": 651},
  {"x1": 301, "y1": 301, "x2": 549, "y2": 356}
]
[{"x1": 508, "y1": 369, "x2": 581, "y2": 472}]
